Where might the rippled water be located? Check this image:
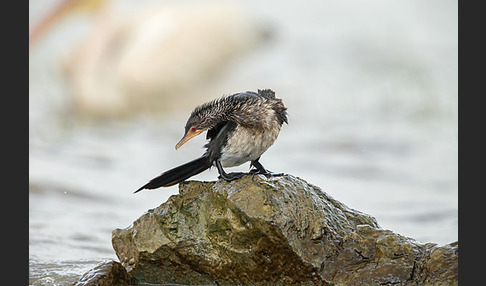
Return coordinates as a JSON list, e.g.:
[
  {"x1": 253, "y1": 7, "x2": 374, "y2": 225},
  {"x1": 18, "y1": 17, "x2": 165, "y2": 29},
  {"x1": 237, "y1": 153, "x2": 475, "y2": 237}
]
[{"x1": 29, "y1": 0, "x2": 457, "y2": 284}]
